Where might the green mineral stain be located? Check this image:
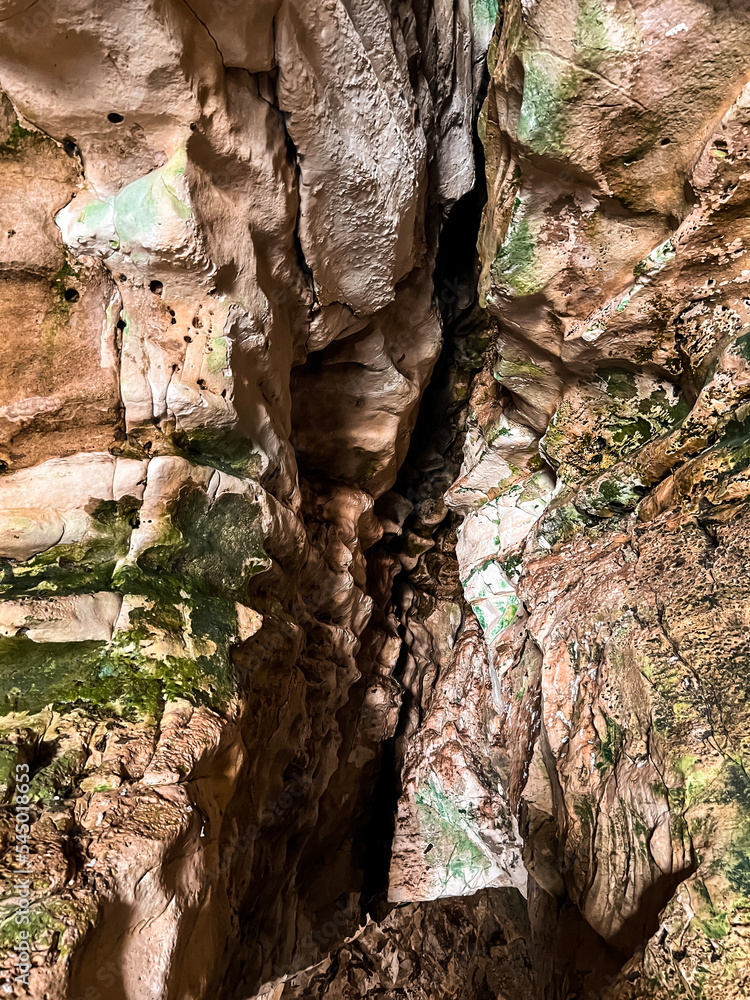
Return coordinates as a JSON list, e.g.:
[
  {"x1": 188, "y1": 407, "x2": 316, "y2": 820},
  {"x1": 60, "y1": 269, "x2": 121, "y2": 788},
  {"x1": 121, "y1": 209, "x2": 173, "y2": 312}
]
[
  {"x1": 517, "y1": 53, "x2": 580, "y2": 156},
  {"x1": 499, "y1": 594, "x2": 519, "y2": 628},
  {"x1": 462, "y1": 329, "x2": 493, "y2": 368},
  {"x1": 27, "y1": 747, "x2": 88, "y2": 802},
  {"x1": 494, "y1": 356, "x2": 547, "y2": 381},
  {"x1": 573, "y1": 0, "x2": 638, "y2": 70},
  {"x1": 0, "y1": 498, "x2": 141, "y2": 599},
  {"x1": 78, "y1": 196, "x2": 115, "y2": 233},
  {"x1": 596, "y1": 368, "x2": 637, "y2": 399},
  {"x1": 171, "y1": 427, "x2": 262, "y2": 479},
  {"x1": 114, "y1": 147, "x2": 191, "y2": 249},
  {"x1": 0, "y1": 483, "x2": 268, "y2": 721},
  {"x1": 415, "y1": 777, "x2": 490, "y2": 888},
  {"x1": 693, "y1": 881, "x2": 731, "y2": 940},
  {"x1": 544, "y1": 369, "x2": 688, "y2": 490},
  {"x1": 537, "y1": 499, "x2": 597, "y2": 548},
  {"x1": 0, "y1": 120, "x2": 42, "y2": 156},
  {"x1": 0, "y1": 595, "x2": 237, "y2": 722},
  {"x1": 56, "y1": 146, "x2": 191, "y2": 261},
  {"x1": 472, "y1": 0, "x2": 499, "y2": 47},
  {"x1": 633, "y1": 239, "x2": 675, "y2": 279},
  {"x1": 574, "y1": 794, "x2": 596, "y2": 831},
  {"x1": 489, "y1": 207, "x2": 543, "y2": 296},
  {"x1": 723, "y1": 766, "x2": 750, "y2": 899},
  {"x1": 501, "y1": 553, "x2": 522, "y2": 580},
  {"x1": 729, "y1": 327, "x2": 750, "y2": 364},
  {"x1": 118, "y1": 486, "x2": 268, "y2": 602},
  {"x1": 0, "y1": 743, "x2": 20, "y2": 797},
  {"x1": 573, "y1": 0, "x2": 612, "y2": 69},
  {"x1": 0, "y1": 897, "x2": 97, "y2": 955},
  {"x1": 595, "y1": 713, "x2": 625, "y2": 772},
  {"x1": 206, "y1": 336, "x2": 229, "y2": 375},
  {"x1": 592, "y1": 475, "x2": 644, "y2": 509}
]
